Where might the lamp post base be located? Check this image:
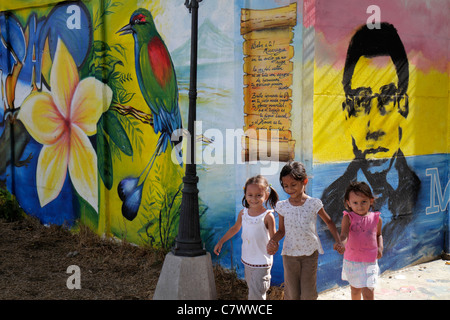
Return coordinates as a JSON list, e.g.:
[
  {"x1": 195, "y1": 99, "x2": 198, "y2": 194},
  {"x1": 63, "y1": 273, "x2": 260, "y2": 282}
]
[{"x1": 153, "y1": 252, "x2": 217, "y2": 300}]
